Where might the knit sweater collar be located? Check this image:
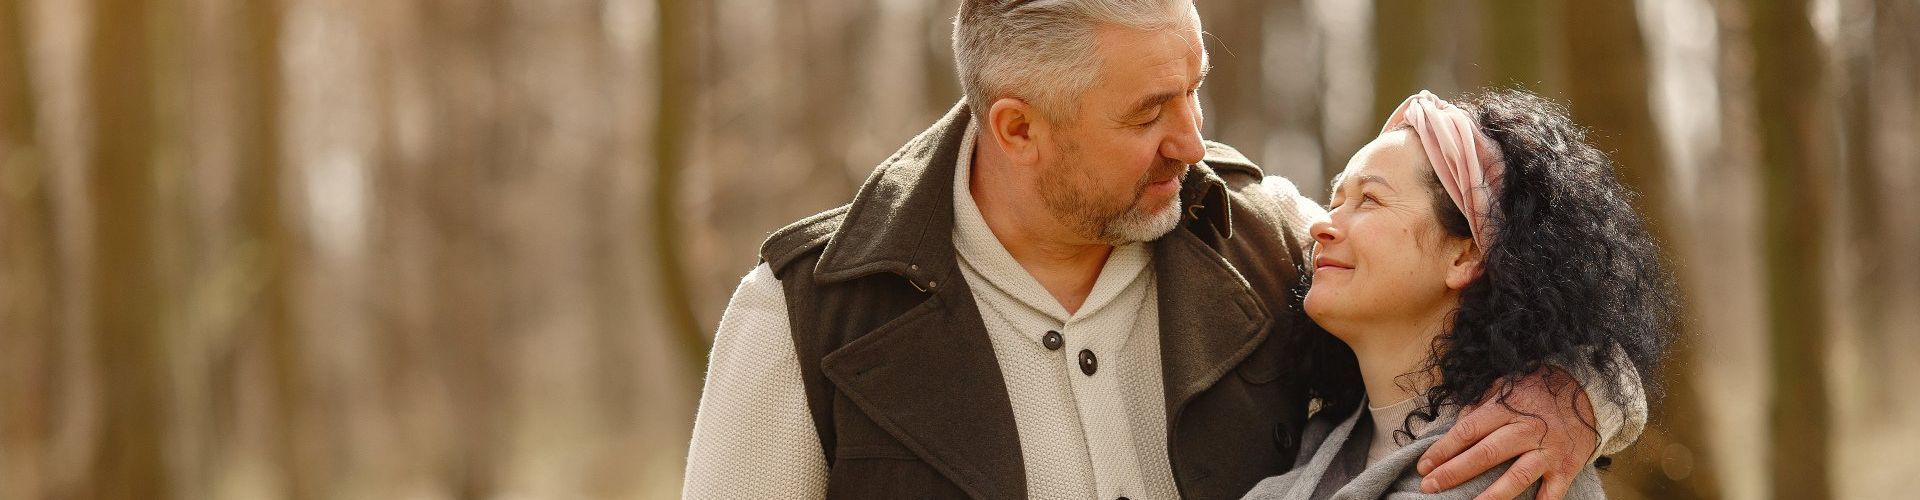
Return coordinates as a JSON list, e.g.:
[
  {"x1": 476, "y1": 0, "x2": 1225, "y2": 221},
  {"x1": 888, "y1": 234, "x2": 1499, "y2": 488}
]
[{"x1": 949, "y1": 124, "x2": 1152, "y2": 325}]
